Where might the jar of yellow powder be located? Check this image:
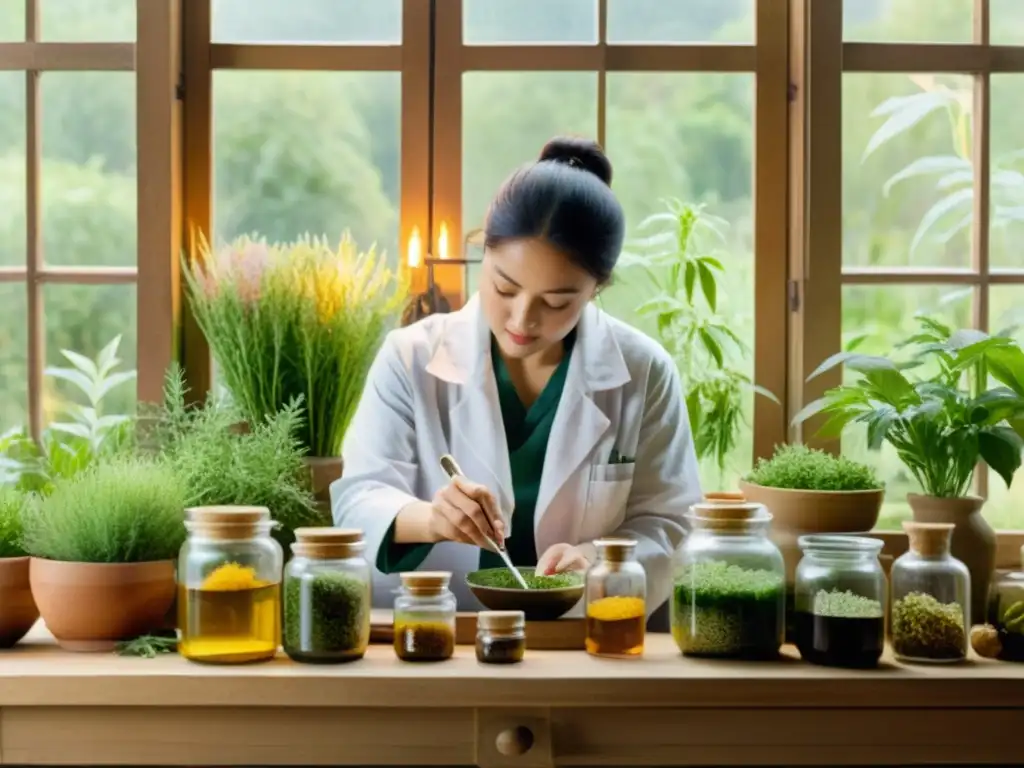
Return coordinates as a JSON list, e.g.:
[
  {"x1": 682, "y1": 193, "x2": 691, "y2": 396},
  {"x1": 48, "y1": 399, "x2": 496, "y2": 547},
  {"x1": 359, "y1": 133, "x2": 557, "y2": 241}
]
[
  {"x1": 177, "y1": 506, "x2": 284, "y2": 664},
  {"x1": 584, "y1": 539, "x2": 646, "y2": 657}
]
